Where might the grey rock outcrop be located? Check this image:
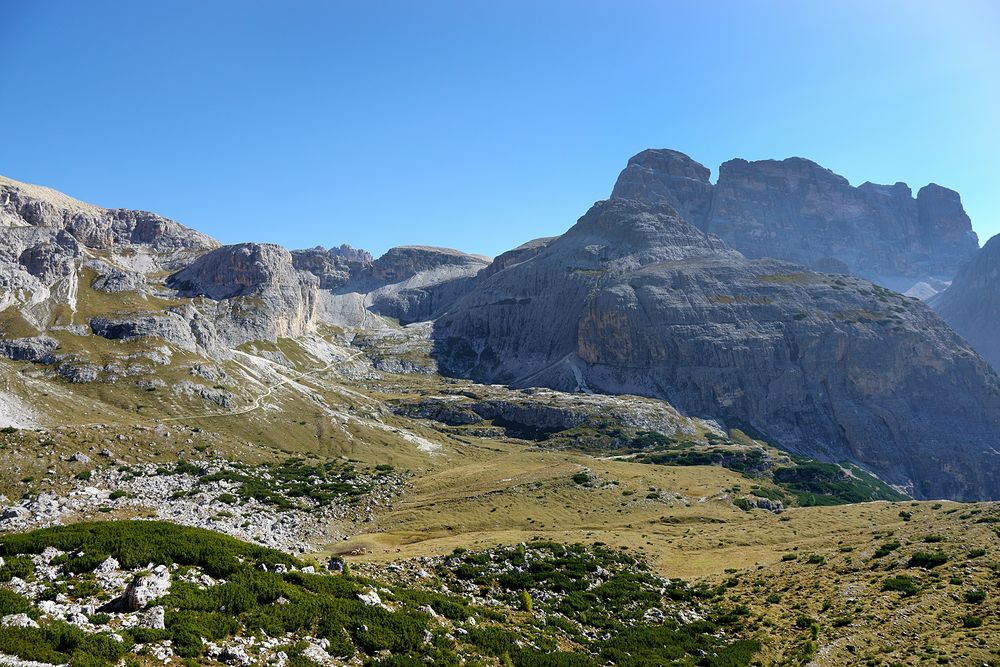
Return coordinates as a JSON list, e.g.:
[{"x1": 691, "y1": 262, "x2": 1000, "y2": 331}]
[
  {"x1": 120, "y1": 566, "x2": 171, "y2": 611},
  {"x1": 168, "y1": 243, "x2": 319, "y2": 345},
  {"x1": 611, "y1": 149, "x2": 979, "y2": 295},
  {"x1": 1, "y1": 175, "x2": 217, "y2": 253},
  {"x1": 89, "y1": 306, "x2": 227, "y2": 357},
  {"x1": 0, "y1": 174, "x2": 219, "y2": 335},
  {"x1": 433, "y1": 196, "x2": 1000, "y2": 500},
  {"x1": 0, "y1": 336, "x2": 59, "y2": 363},
  {"x1": 930, "y1": 233, "x2": 1000, "y2": 370},
  {"x1": 313, "y1": 245, "x2": 491, "y2": 327},
  {"x1": 292, "y1": 245, "x2": 372, "y2": 289},
  {"x1": 364, "y1": 246, "x2": 491, "y2": 323},
  {"x1": 88, "y1": 261, "x2": 146, "y2": 292}
]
